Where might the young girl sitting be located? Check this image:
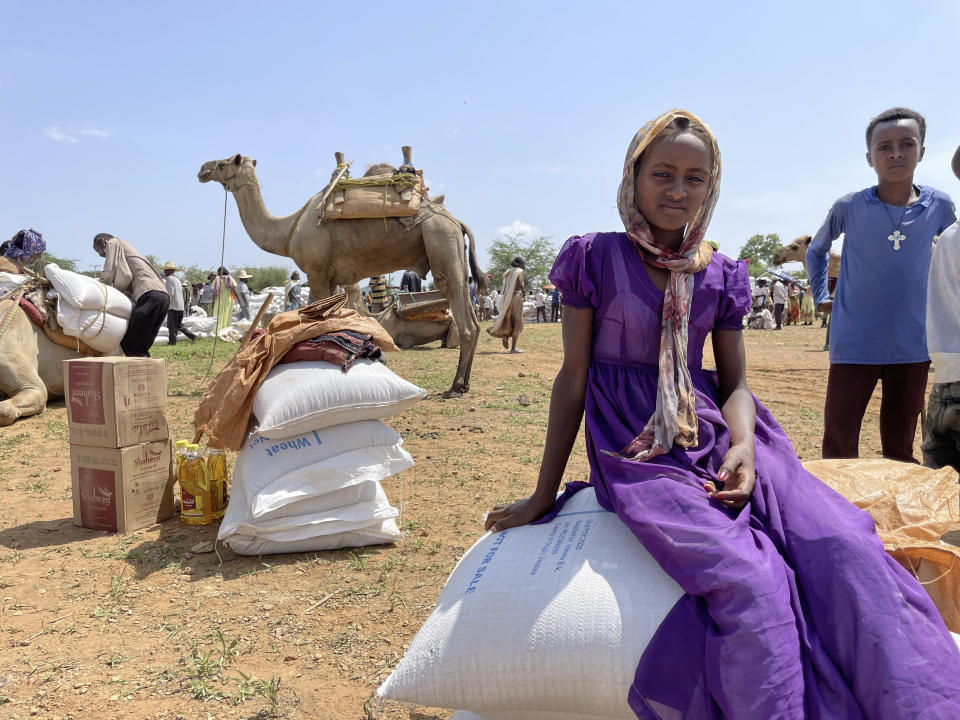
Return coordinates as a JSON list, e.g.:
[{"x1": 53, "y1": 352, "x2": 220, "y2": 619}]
[{"x1": 484, "y1": 110, "x2": 960, "y2": 719}]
